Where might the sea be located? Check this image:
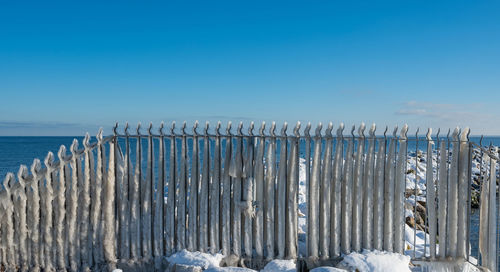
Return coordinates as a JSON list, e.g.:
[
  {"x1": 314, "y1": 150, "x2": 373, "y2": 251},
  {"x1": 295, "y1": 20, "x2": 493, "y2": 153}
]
[{"x1": 0, "y1": 136, "x2": 498, "y2": 269}]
